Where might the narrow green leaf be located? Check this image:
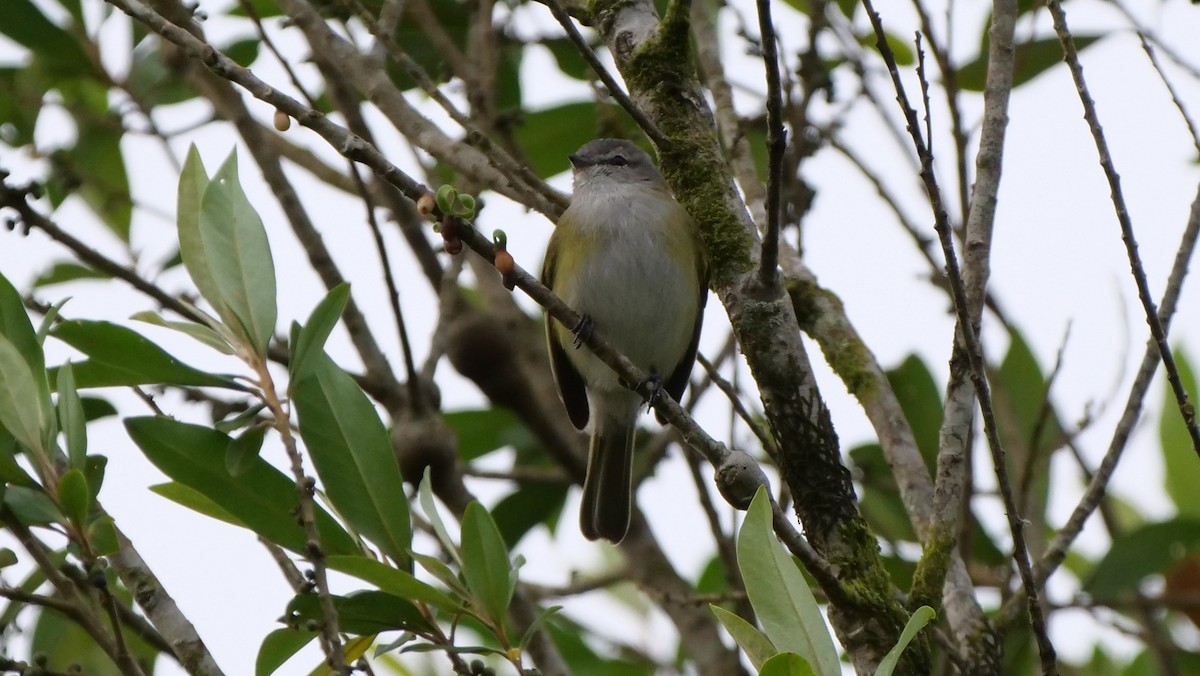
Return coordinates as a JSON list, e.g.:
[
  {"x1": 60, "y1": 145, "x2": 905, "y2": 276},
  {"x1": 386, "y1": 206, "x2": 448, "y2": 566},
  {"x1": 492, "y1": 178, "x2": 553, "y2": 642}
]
[
  {"x1": 0, "y1": 271, "x2": 47, "y2": 377},
  {"x1": 1160, "y1": 349, "x2": 1199, "y2": 516},
  {"x1": 256, "y1": 628, "x2": 317, "y2": 676},
  {"x1": 177, "y1": 146, "x2": 225, "y2": 319},
  {"x1": 875, "y1": 606, "x2": 935, "y2": 676},
  {"x1": 512, "y1": 102, "x2": 638, "y2": 178},
  {"x1": 411, "y1": 551, "x2": 469, "y2": 598},
  {"x1": 222, "y1": 38, "x2": 261, "y2": 67},
  {"x1": 33, "y1": 262, "x2": 109, "y2": 288},
  {"x1": 292, "y1": 352, "x2": 411, "y2": 564},
  {"x1": 225, "y1": 426, "x2": 266, "y2": 477},
  {"x1": 1083, "y1": 519, "x2": 1200, "y2": 596},
  {"x1": 289, "y1": 283, "x2": 350, "y2": 383},
  {"x1": 0, "y1": 0, "x2": 91, "y2": 75},
  {"x1": 50, "y1": 320, "x2": 242, "y2": 390},
  {"x1": 492, "y1": 482, "x2": 567, "y2": 548},
  {"x1": 443, "y1": 408, "x2": 530, "y2": 461},
  {"x1": 199, "y1": 150, "x2": 278, "y2": 355},
  {"x1": 0, "y1": 333, "x2": 49, "y2": 455},
  {"x1": 461, "y1": 502, "x2": 513, "y2": 627},
  {"x1": 149, "y1": 482, "x2": 244, "y2": 527},
  {"x1": 72, "y1": 120, "x2": 132, "y2": 240},
  {"x1": 710, "y1": 605, "x2": 776, "y2": 670},
  {"x1": 56, "y1": 363, "x2": 86, "y2": 468},
  {"x1": 125, "y1": 417, "x2": 358, "y2": 556},
  {"x1": 131, "y1": 311, "x2": 235, "y2": 355},
  {"x1": 759, "y1": 652, "x2": 817, "y2": 676},
  {"x1": 885, "y1": 355, "x2": 942, "y2": 469},
  {"x1": 519, "y1": 605, "x2": 562, "y2": 650},
  {"x1": 326, "y1": 555, "x2": 460, "y2": 613},
  {"x1": 959, "y1": 35, "x2": 1103, "y2": 91},
  {"x1": 88, "y1": 515, "x2": 119, "y2": 555},
  {"x1": 287, "y1": 592, "x2": 428, "y2": 636},
  {"x1": 57, "y1": 469, "x2": 90, "y2": 527},
  {"x1": 84, "y1": 455, "x2": 106, "y2": 499},
  {"x1": 419, "y1": 468, "x2": 462, "y2": 568},
  {"x1": 738, "y1": 488, "x2": 840, "y2": 676},
  {"x1": 5, "y1": 486, "x2": 63, "y2": 525}
]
